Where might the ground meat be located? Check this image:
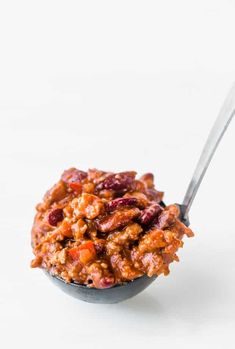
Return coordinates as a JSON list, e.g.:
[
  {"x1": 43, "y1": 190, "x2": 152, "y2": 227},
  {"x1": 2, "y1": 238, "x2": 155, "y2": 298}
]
[{"x1": 31, "y1": 168, "x2": 194, "y2": 289}]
